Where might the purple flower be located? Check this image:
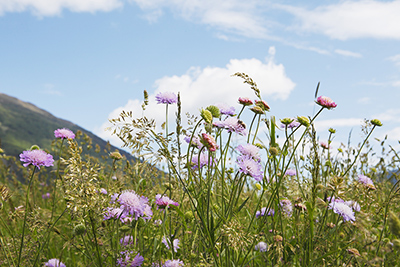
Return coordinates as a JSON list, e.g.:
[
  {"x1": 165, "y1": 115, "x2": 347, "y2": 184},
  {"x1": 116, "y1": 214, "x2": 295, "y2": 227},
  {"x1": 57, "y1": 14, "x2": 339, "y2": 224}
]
[
  {"x1": 237, "y1": 143, "x2": 261, "y2": 161},
  {"x1": 358, "y1": 174, "x2": 376, "y2": 190},
  {"x1": 42, "y1": 192, "x2": 51, "y2": 199},
  {"x1": 280, "y1": 118, "x2": 300, "y2": 129},
  {"x1": 345, "y1": 200, "x2": 361, "y2": 212},
  {"x1": 285, "y1": 169, "x2": 296, "y2": 176},
  {"x1": 117, "y1": 190, "x2": 153, "y2": 220},
  {"x1": 191, "y1": 153, "x2": 216, "y2": 169},
  {"x1": 155, "y1": 194, "x2": 179, "y2": 210},
  {"x1": 54, "y1": 128, "x2": 75, "y2": 139},
  {"x1": 184, "y1": 135, "x2": 203, "y2": 149},
  {"x1": 162, "y1": 236, "x2": 180, "y2": 252},
  {"x1": 120, "y1": 235, "x2": 134, "y2": 246},
  {"x1": 155, "y1": 92, "x2": 178, "y2": 104},
  {"x1": 213, "y1": 117, "x2": 247, "y2": 136},
  {"x1": 329, "y1": 201, "x2": 355, "y2": 222},
  {"x1": 256, "y1": 207, "x2": 275, "y2": 218},
  {"x1": 255, "y1": 241, "x2": 268, "y2": 252},
  {"x1": 237, "y1": 155, "x2": 263, "y2": 181},
  {"x1": 201, "y1": 133, "x2": 218, "y2": 152},
  {"x1": 280, "y1": 199, "x2": 293, "y2": 217},
  {"x1": 100, "y1": 188, "x2": 108, "y2": 195},
  {"x1": 215, "y1": 103, "x2": 235, "y2": 115},
  {"x1": 103, "y1": 207, "x2": 128, "y2": 222},
  {"x1": 238, "y1": 97, "x2": 253, "y2": 106},
  {"x1": 20, "y1": 149, "x2": 54, "y2": 169},
  {"x1": 44, "y1": 258, "x2": 66, "y2": 267},
  {"x1": 117, "y1": 251, "x2": 144, "y2": 267},
  {"x1": 162, "y1": 259, "x2": 184, "y2": 267}
]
